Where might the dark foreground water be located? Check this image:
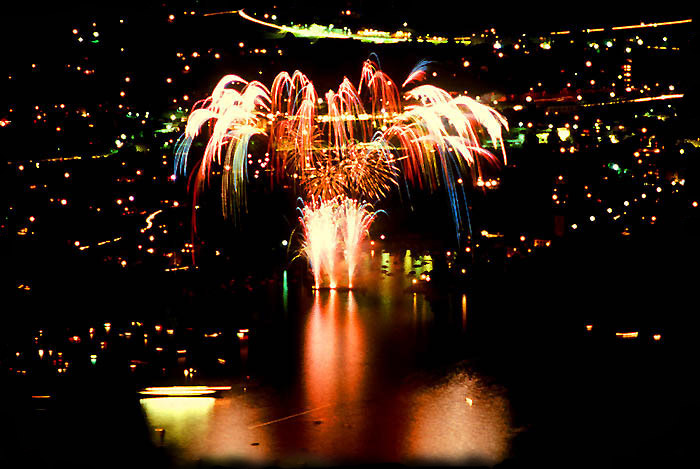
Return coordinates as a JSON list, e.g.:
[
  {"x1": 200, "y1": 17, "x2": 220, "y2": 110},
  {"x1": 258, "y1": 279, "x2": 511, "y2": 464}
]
[
  {"x1": 1, "y1": 241, "x2": 696, "y2": 468},
  {"x1": 136, "y1": 250, "x2": 513, "y2": 467}
]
